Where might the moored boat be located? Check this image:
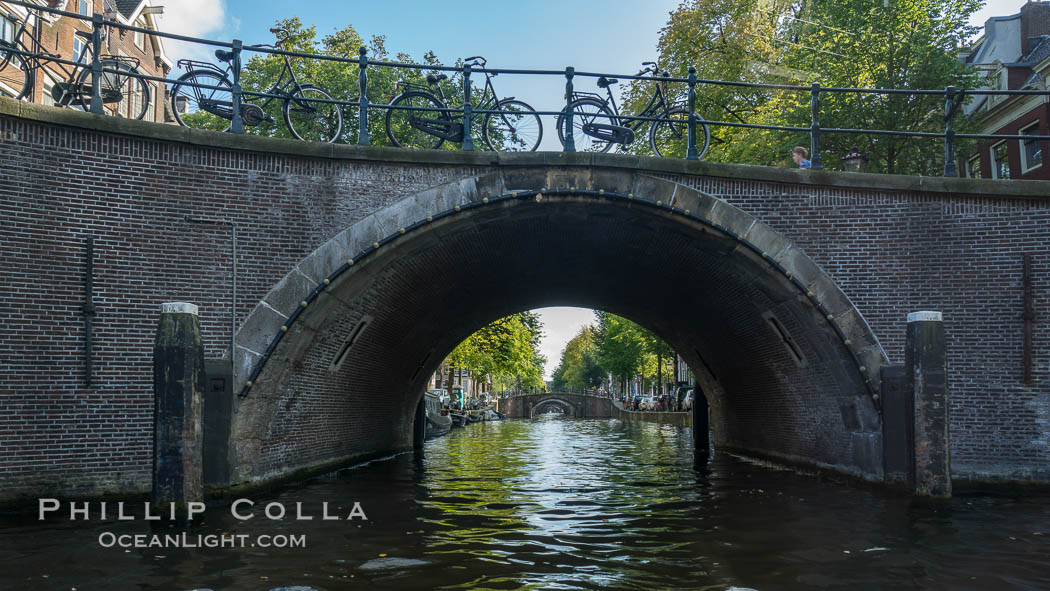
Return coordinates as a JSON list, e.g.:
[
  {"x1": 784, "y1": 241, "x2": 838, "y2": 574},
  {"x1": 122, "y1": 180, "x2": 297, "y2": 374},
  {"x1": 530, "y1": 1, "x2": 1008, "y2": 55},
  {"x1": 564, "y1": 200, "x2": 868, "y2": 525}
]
[{"x1": 424, "y1": 391, "x2": 452, "y2": 439}]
